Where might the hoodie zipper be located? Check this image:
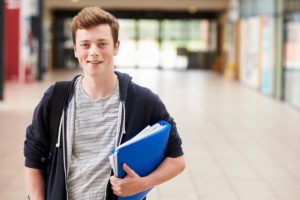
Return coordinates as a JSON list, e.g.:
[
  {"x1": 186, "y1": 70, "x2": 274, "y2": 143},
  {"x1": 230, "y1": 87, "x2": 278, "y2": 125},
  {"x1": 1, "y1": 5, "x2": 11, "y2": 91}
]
[
  {"x1": 56, "y1": 110, "x2": 69, "y2": 200},
  {"x1": 62, "y1": 109, "x2": 69, "y2": 200}
]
